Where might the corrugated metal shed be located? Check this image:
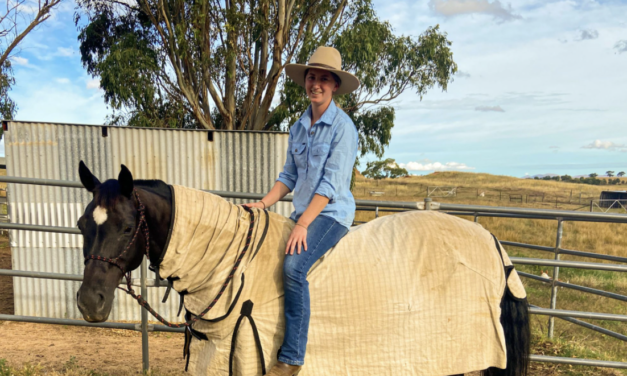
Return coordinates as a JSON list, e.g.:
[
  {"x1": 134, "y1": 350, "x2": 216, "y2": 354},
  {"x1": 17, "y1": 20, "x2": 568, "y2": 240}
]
[{"x1": 4, "y1": 120, "x2": 290, "y2": 321}]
